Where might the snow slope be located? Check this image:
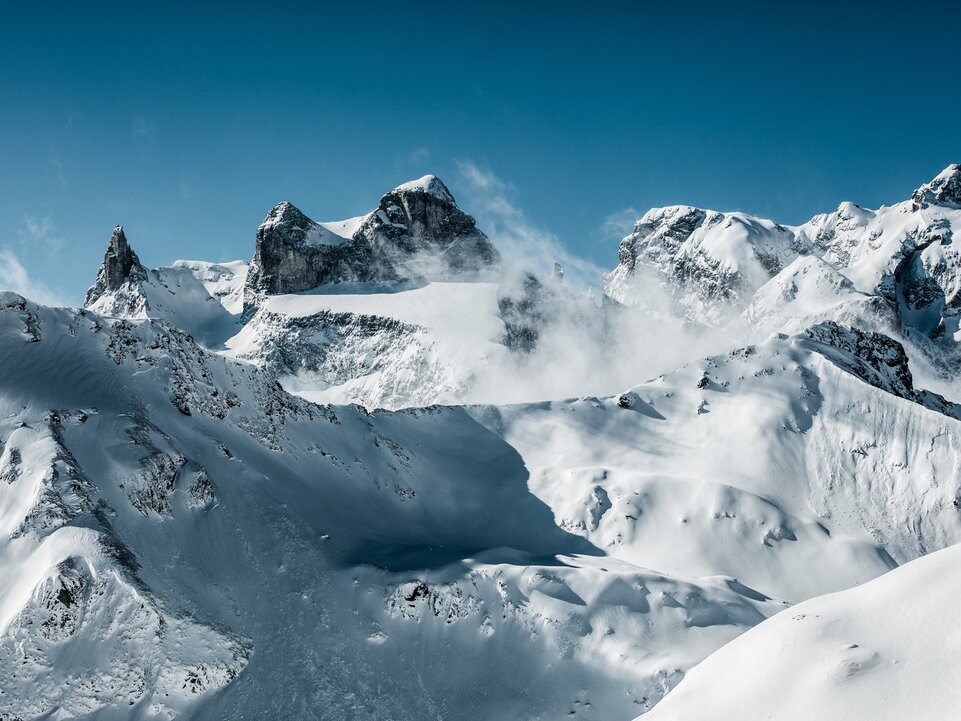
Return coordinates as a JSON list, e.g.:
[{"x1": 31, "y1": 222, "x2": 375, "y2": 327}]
[
  {"x1": 475, "y1": 322, "x2": 961, "y2": 602},
  {"x1": 642, "y1": 542, "x2": 961, "y2": 721},
  {"x1": 4, "y1": 165, "x2": 960, "y2": 720},
  {"x1": 86, "y1": 256, "x2": 247, "y2": 346},
  {"x1": 0, "y1": 293, "x2": 781, "y2": 719},
  {"x1": 225, "y1": 281, "x2": 510, "y2": 408},
  {"x1": 5, "y1": 288, "x2": 961, "y2": 719}
]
